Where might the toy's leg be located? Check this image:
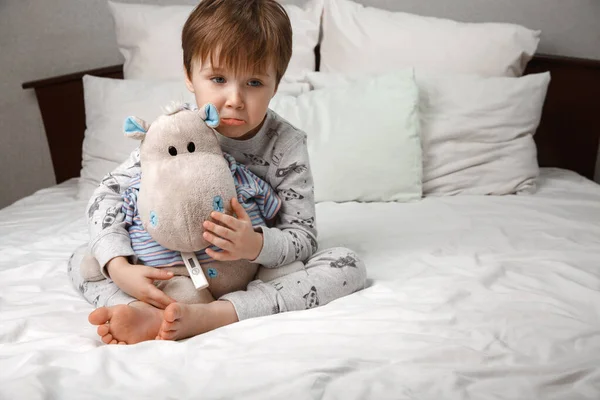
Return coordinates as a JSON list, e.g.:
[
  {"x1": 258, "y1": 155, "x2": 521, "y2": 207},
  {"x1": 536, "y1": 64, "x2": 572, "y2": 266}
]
[
  {"x1": 68, "y1": 243, "x2": 136, "y2": 308},
  {"x1": 156, "y1": 276, "x2": 215, "y2": 304},
  {"x1": 220, "y1": 247, "x2": 367, "y2": 320}
]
